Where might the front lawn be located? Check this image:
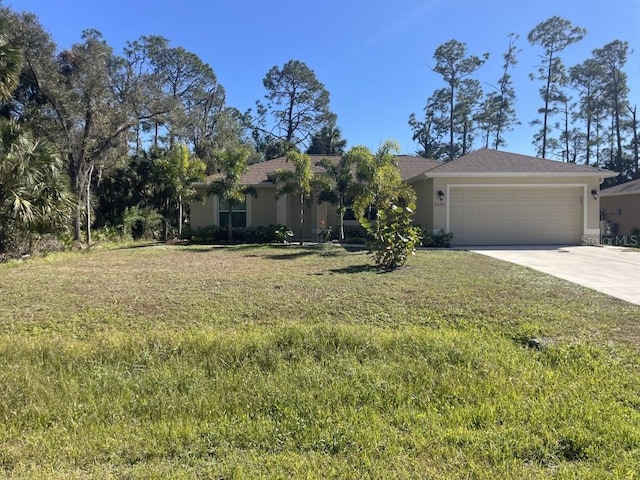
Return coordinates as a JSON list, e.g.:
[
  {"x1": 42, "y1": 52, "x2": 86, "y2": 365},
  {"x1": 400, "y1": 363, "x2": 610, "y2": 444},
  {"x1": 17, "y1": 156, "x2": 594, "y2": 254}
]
[{"x1": 1, "y1": 244, "x2": 639, "y2": 479}]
